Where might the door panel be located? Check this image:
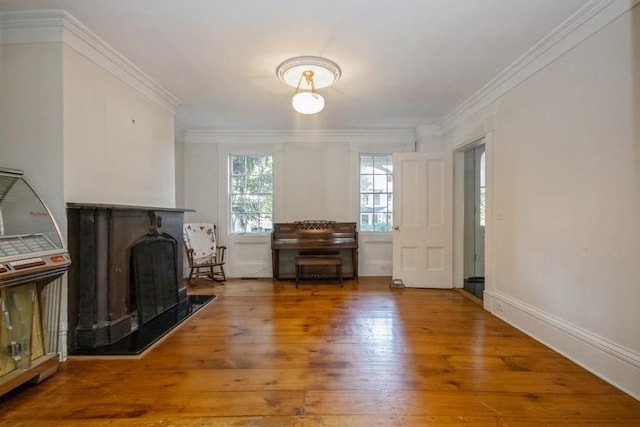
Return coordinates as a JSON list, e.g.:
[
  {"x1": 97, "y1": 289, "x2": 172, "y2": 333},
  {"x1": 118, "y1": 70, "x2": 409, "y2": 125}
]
[
  {"x1": 393, "y1": 153, "x2": 452, "y2": 288},
  {"x1": 463, "y1": 145, "x2": 485, "y2": 279}
]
